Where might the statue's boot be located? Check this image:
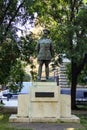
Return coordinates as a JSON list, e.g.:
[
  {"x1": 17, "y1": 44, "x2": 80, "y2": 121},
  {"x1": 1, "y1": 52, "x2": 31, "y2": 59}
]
[
  {"x1": 45, "y1": 66, "x2": 49, "y2": 80},
  {"x1": 37, "y1": 65, "x2": 42, "y2": 80}
]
